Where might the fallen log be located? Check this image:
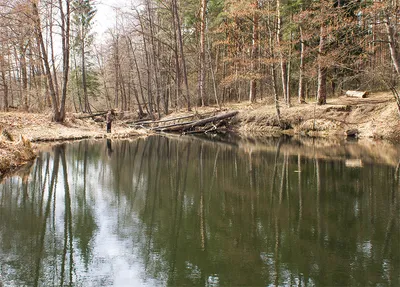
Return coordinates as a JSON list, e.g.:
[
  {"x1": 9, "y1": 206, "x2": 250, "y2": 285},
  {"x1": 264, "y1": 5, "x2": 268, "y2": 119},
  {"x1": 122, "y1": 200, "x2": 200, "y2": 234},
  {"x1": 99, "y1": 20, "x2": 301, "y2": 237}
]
[
  {"x1": 132, "y1": 114, "x2": 197, "y2": 126},
  {"x1": 345, "y1": 90, "x2": 368, "y2": 98},
  {"x1": 154, "y1": 111, "x2": 239, "y2": 133},
  {"x1": 151, "y1": 120, "x2": 196, "y2": 130},
  {"x1": 76, "y1": 111, "x2": 108, "y2": 119},
  {"x1": 130, "y1": 111, "x2": 218, "y2": 127}
]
